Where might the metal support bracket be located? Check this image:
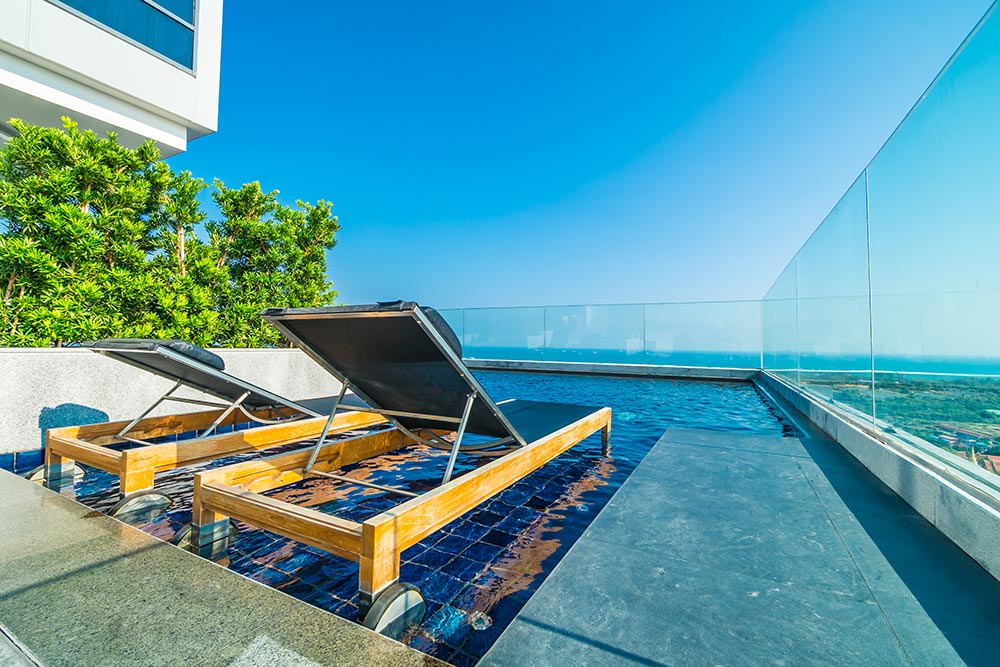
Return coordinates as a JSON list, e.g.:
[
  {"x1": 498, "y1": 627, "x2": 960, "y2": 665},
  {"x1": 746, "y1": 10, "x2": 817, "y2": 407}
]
[
  {"x1": 117, "y1": 381, "x2": 276, "y2": 446},
  {"x1": 442, "y1": 393, "x2": 476, "y2": 485},
  {"x1": 304, "y1": 382, "x2": 349, "y2": 472},
  {"x1": 116, "y1": 379, "x2": 184, "y2": 441},
  {"x1": 199, "y1": 390, "x2": 251, "y2": 438}
]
